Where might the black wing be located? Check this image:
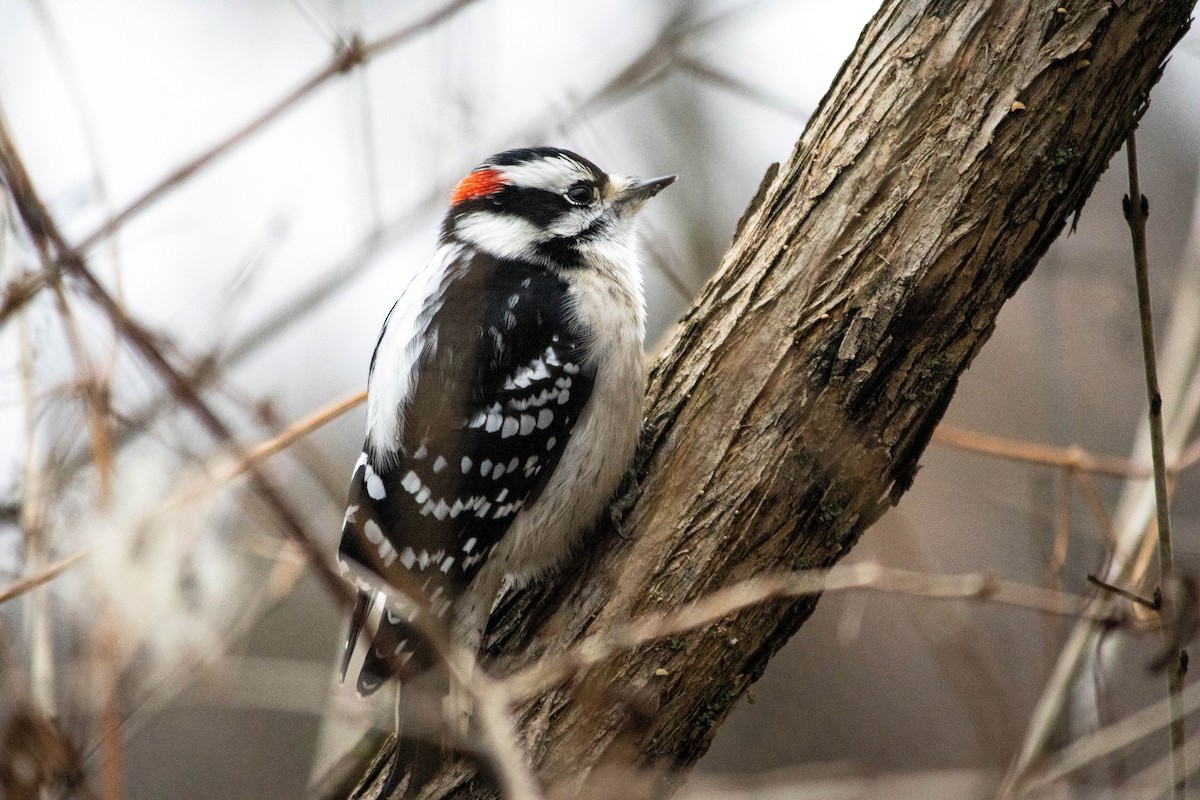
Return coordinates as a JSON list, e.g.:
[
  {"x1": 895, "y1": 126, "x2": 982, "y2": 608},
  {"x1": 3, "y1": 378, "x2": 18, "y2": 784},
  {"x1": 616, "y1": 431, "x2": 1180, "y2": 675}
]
[{"x1": 339, "y1": 248, "x2": 595, "y2": 692}]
